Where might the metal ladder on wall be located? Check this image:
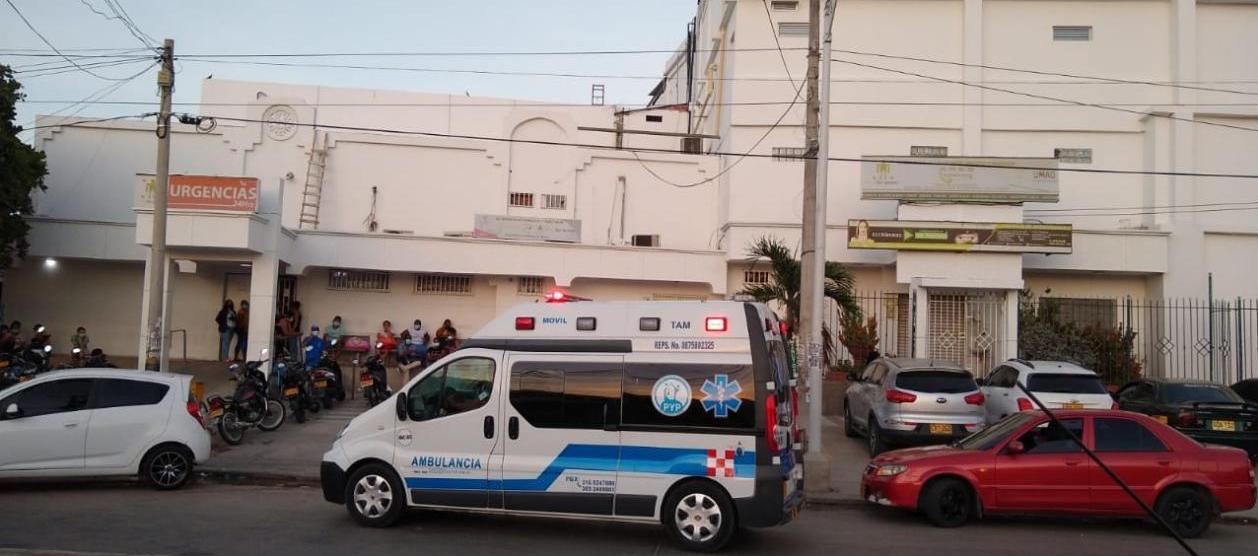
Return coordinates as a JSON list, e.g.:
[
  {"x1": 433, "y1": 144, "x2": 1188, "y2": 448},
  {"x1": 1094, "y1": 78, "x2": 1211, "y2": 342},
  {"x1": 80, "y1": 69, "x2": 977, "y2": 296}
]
[{"x1": 298, "y1": 131, "x2": 327, "y2": 229}]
